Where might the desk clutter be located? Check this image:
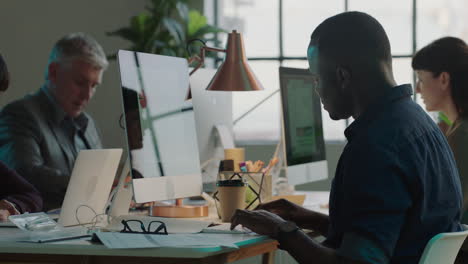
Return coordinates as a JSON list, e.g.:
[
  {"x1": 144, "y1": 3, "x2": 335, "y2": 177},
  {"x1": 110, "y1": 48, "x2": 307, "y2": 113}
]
[
  {"x1": 212, "y1": 148, "x2": 279, "y2": 222},
  {"x1": 3, "y1": 212, "x2": 265, "y2": 250},
  {"x1": 93, "y1": 215, "x2": 256, "y2": 249},
  {"x1": 0, "y1": 148, "x2": 282, "y2": 250}
]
